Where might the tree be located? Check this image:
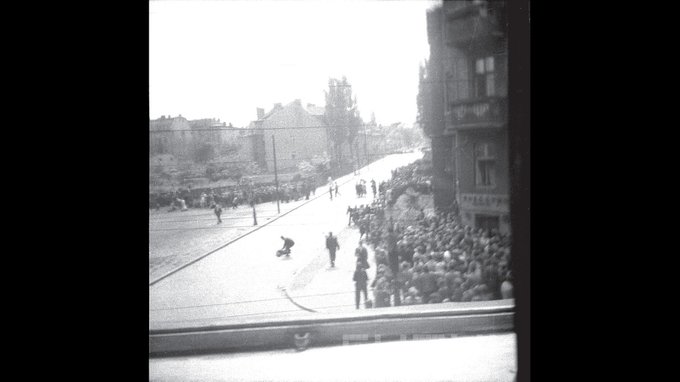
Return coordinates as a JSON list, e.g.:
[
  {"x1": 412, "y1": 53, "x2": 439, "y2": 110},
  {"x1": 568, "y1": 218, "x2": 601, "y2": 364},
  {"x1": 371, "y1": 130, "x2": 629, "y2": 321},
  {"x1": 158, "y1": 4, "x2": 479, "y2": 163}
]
[
  {"x1": 323, "y1": 76, "x2": 363, "y2": 173},
  {"x1": 206, "y1": 163, "x2": 218, "y2": 181},
  {"x1": 416, "y1": 60, "x2": 432, "y2": 137},
  {"x1": 219, "y1": 142, "x2": 241, "y2": 156},
  {"x1": 193, "y1": 143, "x2": 215, "y2": 164},
  {"x1": 297, "y1": 160, "x2": 315, "y2": 179}
]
